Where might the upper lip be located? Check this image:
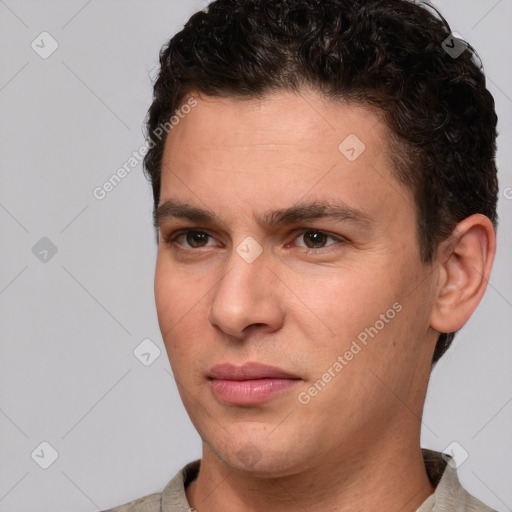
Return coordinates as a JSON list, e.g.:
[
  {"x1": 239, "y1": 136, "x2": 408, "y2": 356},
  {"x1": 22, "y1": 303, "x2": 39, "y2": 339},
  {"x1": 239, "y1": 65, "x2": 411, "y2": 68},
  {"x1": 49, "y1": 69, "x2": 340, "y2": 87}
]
[{"x1": 209, "y1": 362, "x2": 300, "y2": 380}]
